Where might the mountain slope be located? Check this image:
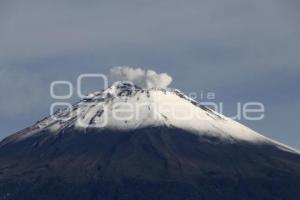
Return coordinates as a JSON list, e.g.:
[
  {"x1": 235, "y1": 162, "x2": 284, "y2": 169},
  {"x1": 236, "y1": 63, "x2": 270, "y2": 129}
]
[{"x1": 0, "y1": 82, "x2": 300, "y2": 200}]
